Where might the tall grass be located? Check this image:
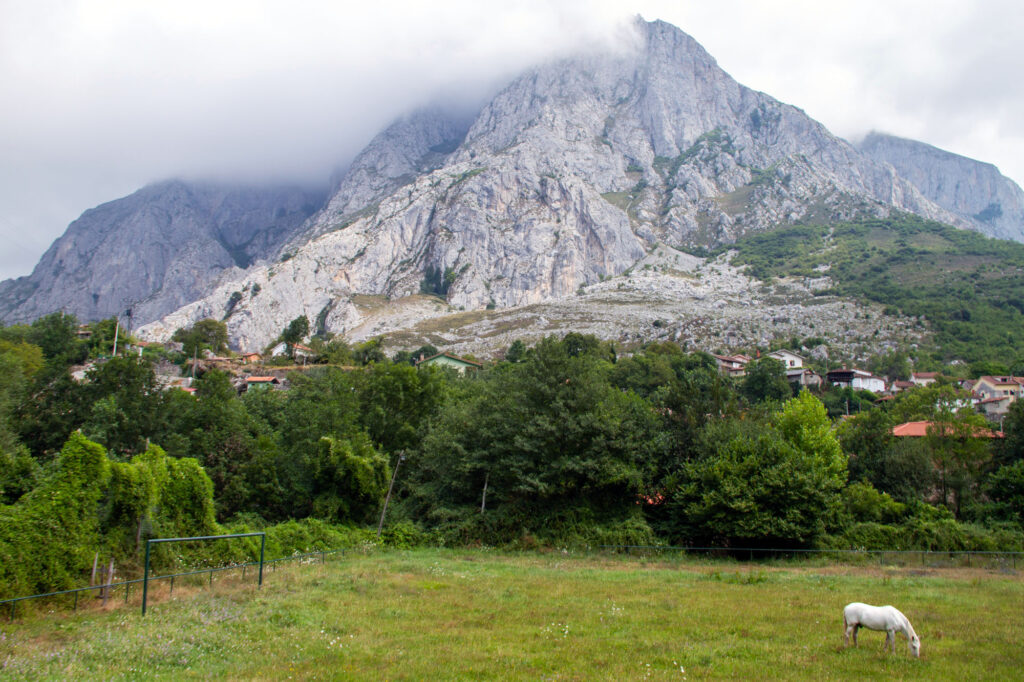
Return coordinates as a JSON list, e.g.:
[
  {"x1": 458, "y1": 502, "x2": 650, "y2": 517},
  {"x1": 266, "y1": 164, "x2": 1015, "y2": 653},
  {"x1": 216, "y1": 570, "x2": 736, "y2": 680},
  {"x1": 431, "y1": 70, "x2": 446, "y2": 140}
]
[{"x1": 1, "y1": 549, "x2": 1021, "y2": 680}]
